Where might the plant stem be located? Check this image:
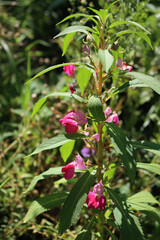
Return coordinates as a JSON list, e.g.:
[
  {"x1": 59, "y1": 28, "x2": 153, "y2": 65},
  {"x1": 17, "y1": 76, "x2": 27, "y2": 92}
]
[{"x1": 97, "y1": 123, "x2": 104, "y2": 181}]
